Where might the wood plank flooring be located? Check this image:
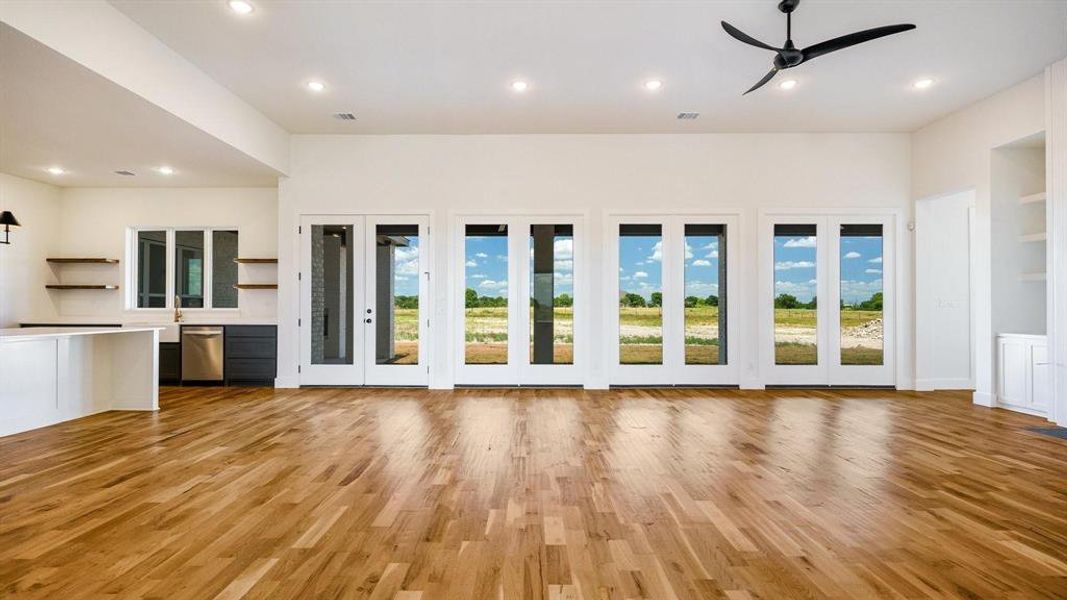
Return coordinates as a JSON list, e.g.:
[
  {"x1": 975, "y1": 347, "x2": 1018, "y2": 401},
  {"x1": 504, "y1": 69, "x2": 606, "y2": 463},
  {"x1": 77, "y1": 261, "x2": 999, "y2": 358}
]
[{"x1": 1, "y1": 387, "x2": 1066, "y2": 599}]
